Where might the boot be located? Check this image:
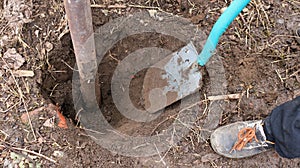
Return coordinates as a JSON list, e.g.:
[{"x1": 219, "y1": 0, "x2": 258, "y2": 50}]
[{"x1": 210, "y1": 120, "x2": 274, "y2": 158}]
